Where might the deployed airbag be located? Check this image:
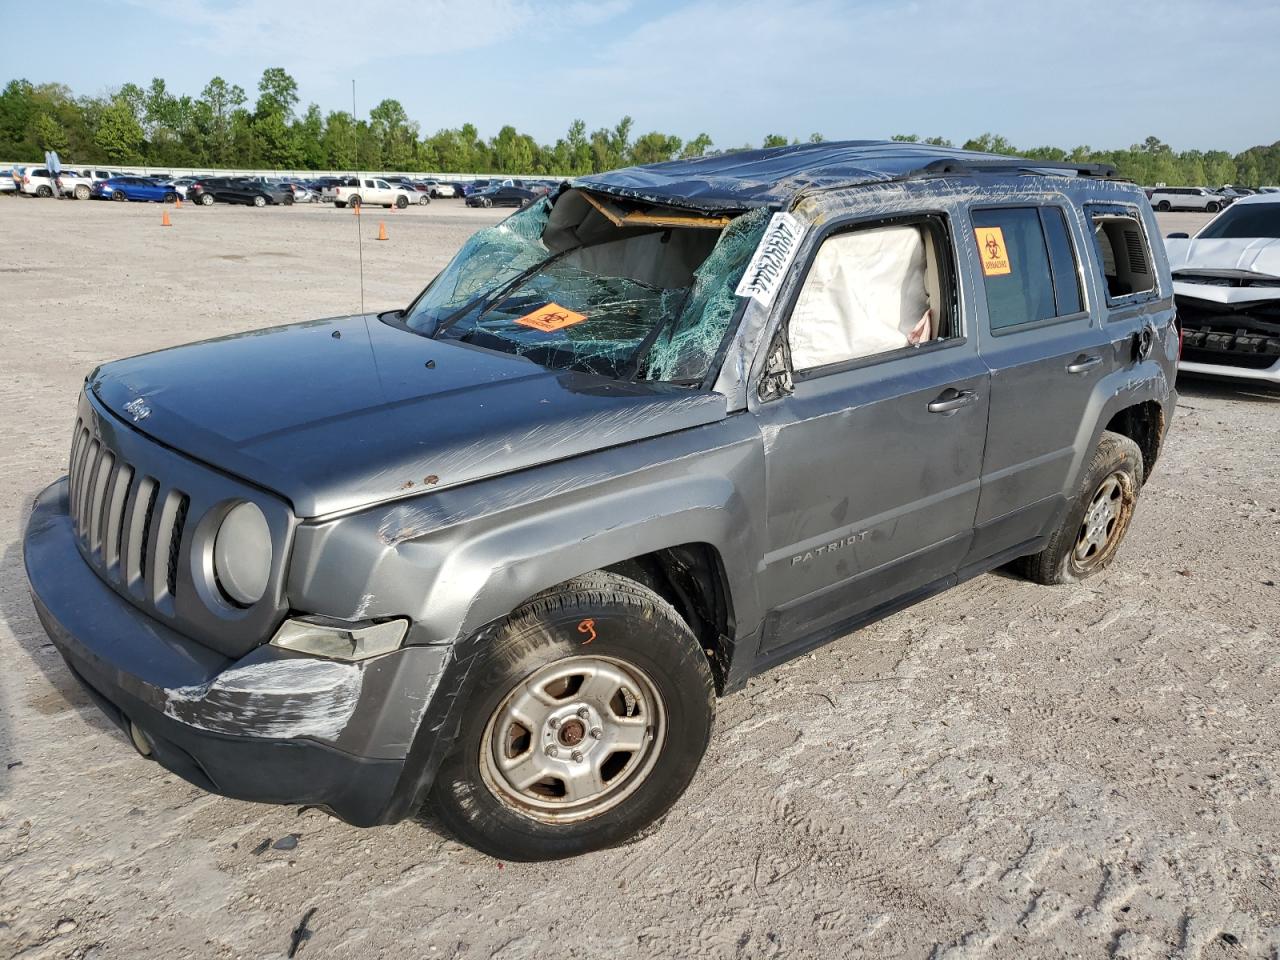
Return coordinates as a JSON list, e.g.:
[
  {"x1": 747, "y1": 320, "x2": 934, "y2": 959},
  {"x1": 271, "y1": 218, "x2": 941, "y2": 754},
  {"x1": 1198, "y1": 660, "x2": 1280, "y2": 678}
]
[{"x1": 789, "y1": 225, "x2": 931, "y2": 370}]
